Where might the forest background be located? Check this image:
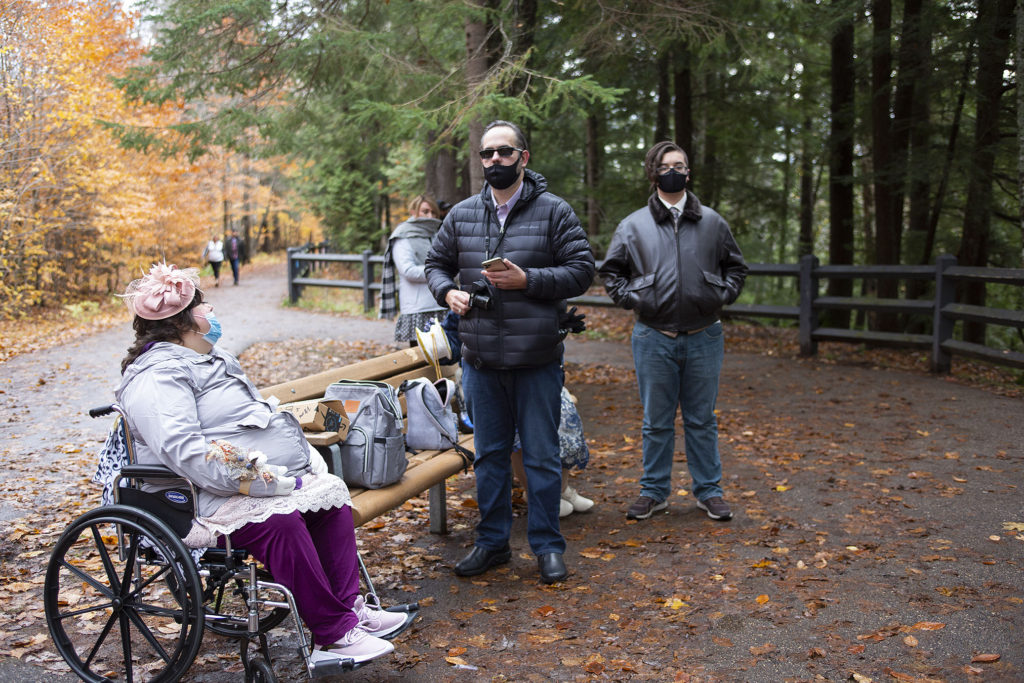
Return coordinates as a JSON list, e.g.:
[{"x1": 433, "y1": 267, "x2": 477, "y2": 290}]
[{"x1": 1, "y1": 0, "x2": 1020, "y2": 352}]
